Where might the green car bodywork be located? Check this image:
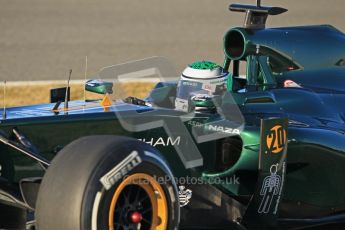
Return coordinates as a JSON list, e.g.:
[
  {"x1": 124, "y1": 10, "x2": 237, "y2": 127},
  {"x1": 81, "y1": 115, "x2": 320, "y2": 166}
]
[{"x1": 0, "y1": 2, "x2": 345, "y2": 230}]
